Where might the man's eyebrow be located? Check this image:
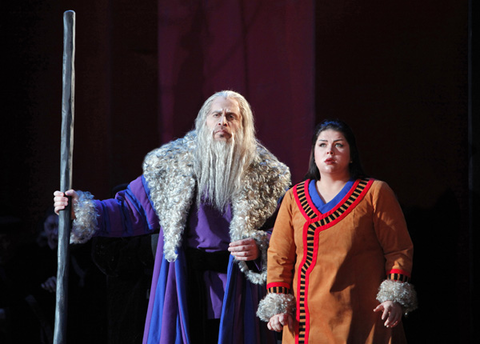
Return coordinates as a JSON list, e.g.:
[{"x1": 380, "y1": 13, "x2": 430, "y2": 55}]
[{"x1": 210, "y1": 108, "x2": 238, "y2": 114}]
